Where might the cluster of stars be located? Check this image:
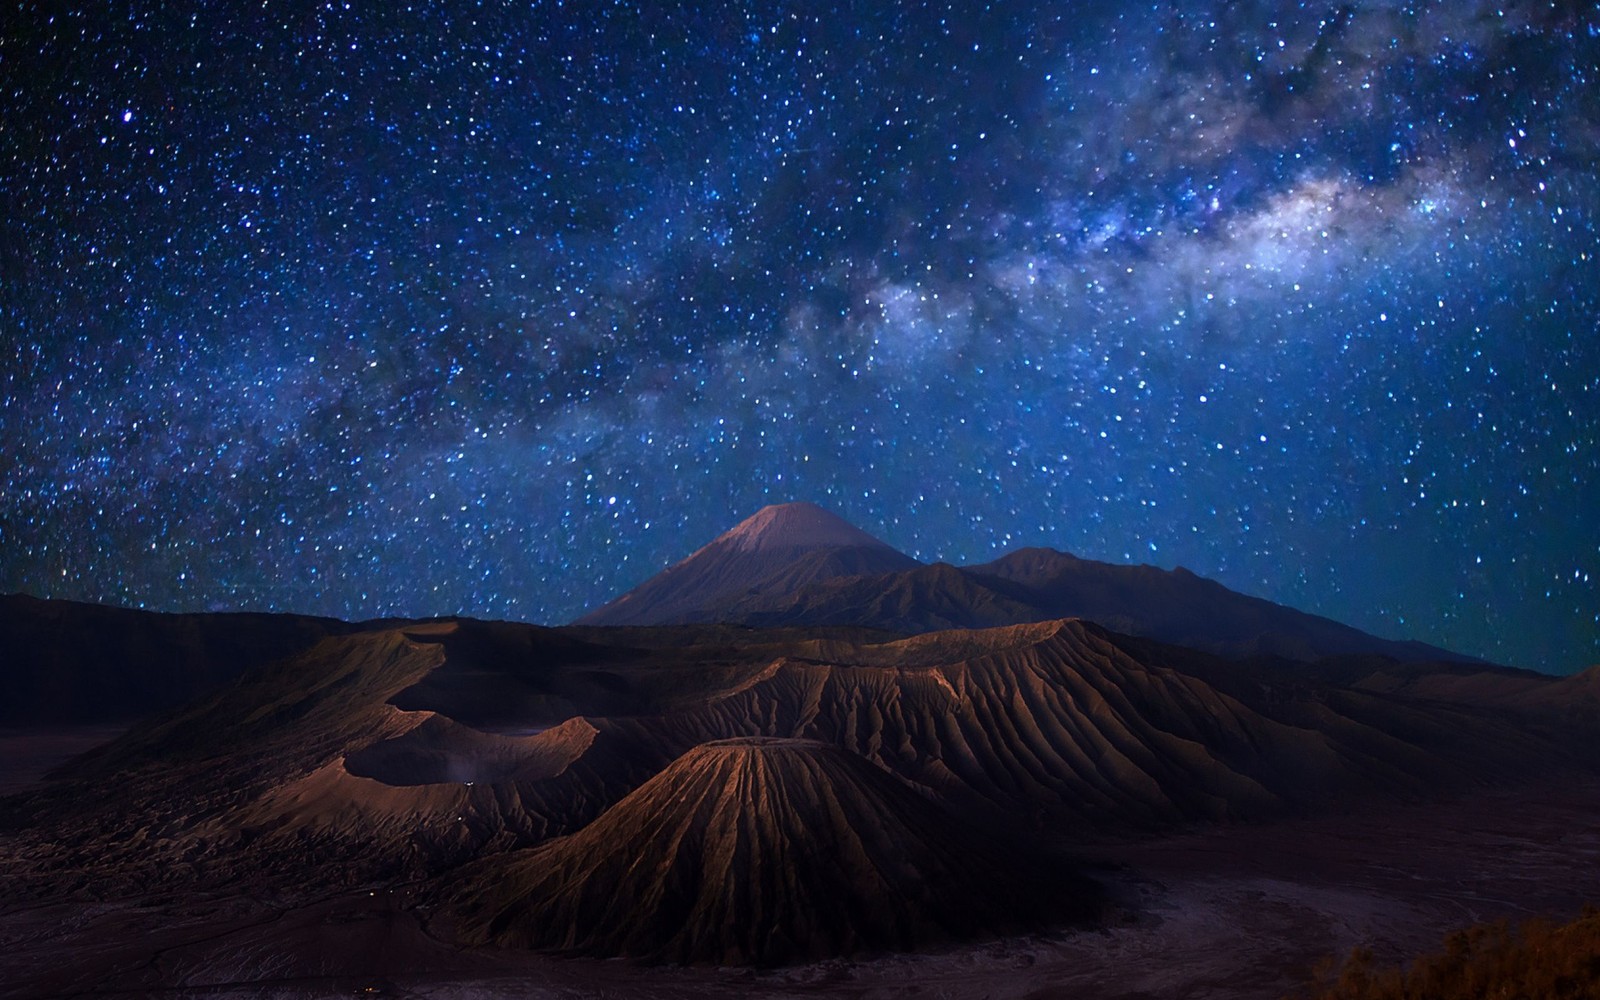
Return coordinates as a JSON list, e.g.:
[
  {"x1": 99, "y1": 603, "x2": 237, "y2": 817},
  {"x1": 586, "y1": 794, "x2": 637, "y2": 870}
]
[{"x1": 2, "y1": 1, "x2": 1596, "y2": 671}]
